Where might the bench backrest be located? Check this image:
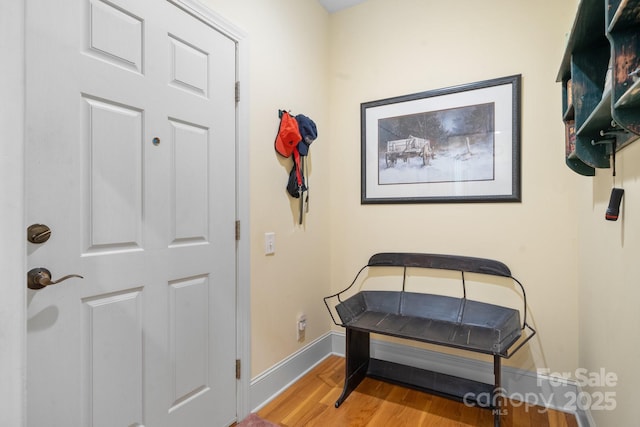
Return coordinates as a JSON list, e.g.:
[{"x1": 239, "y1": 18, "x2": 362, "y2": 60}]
[{"x1": 368, "y1": 252, "x2": 512, "y2": 278}]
